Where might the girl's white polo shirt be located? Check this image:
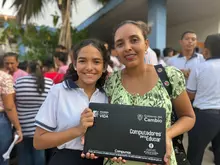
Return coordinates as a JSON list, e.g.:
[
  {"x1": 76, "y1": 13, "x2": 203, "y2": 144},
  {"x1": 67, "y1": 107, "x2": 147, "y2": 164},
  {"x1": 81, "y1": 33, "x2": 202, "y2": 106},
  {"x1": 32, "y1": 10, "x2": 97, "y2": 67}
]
[{"x1": 35, "y1": 79, "x2": 108, "y2": 150}]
